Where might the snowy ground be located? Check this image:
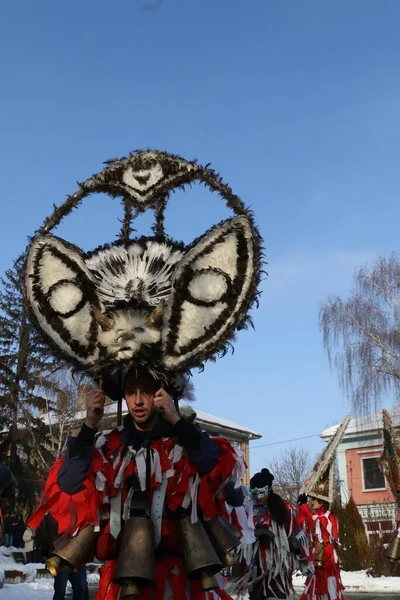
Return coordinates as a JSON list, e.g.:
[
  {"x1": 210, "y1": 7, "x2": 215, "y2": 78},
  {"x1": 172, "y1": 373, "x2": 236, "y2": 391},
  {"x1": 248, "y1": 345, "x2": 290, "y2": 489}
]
[
  {"x1": 1, "y1": 546, "x2": 398, "y2": 598},
  {"x1": 2, "y1": 571, "x2": 399, "y2": 598},
  {"x1": 292, "y1": 570, "x2": 400, "y2": 593},
  {"x1": 3, "y1": 579, "x2": 55, "y2": 599},
  {"x1": 0, "y1": 544, "x2": 99, "y2": 594}
]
